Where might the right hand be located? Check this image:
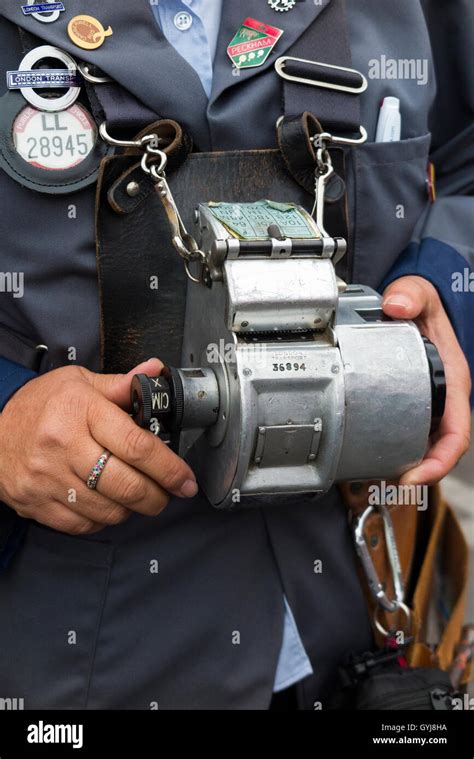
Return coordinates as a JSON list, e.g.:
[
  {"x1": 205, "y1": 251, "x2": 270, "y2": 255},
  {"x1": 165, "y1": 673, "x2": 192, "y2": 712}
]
[{"x1": 0, "y1": 360, "x2": 198, "y2": 535}]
